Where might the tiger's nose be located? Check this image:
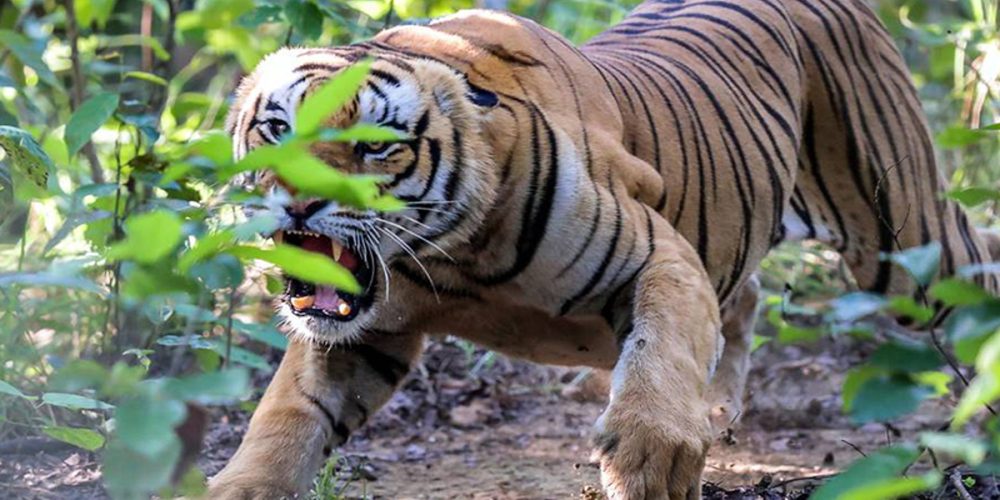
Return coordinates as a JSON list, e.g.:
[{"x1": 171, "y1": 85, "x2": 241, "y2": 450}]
[{"x1": 285, "y1": 200, "x2": 329, "y2": 222}]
